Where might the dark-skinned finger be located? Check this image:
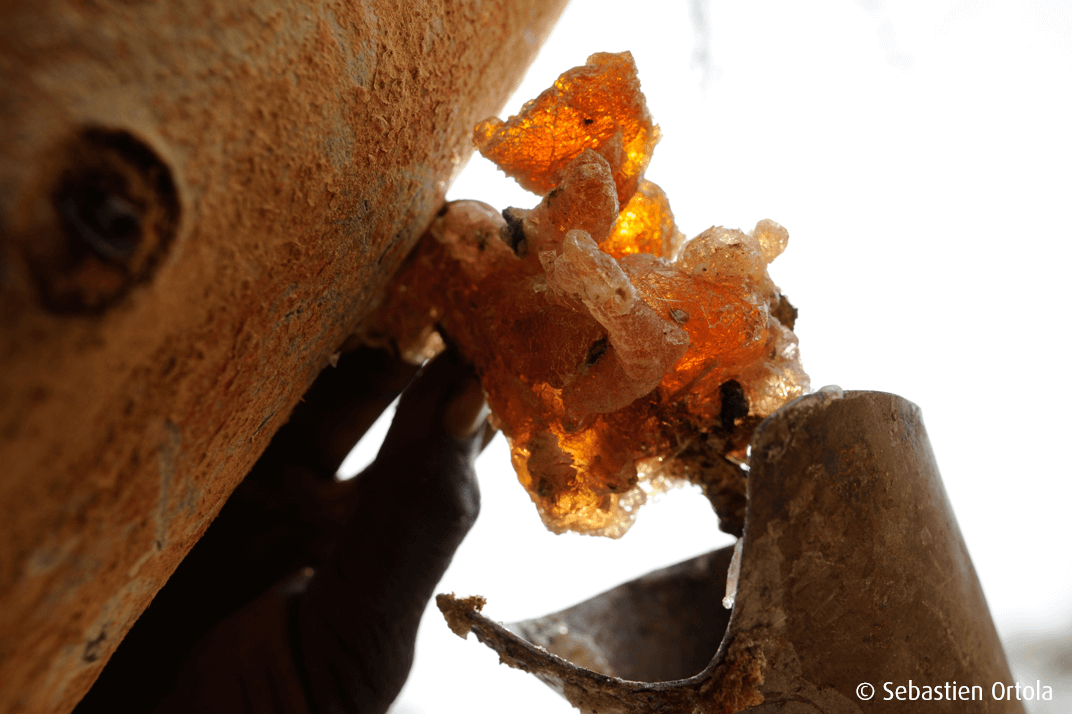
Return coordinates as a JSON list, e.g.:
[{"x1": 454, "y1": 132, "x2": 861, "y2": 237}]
[
  {"x1": 298, "y1": 349, "x2": 489, "y2": 537},
  {"x1": 292, "y1": 350, "x2": 485, "y2": 712},
  {"x1": 370, "y1": 346, "x2": 484, "y2": 463},
  {"x1": 442, "y1": 373, "x2": 489, "y2": 441},
  {"x1": 267, "y1": 345, "x2": 421, "y2": 479}
]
